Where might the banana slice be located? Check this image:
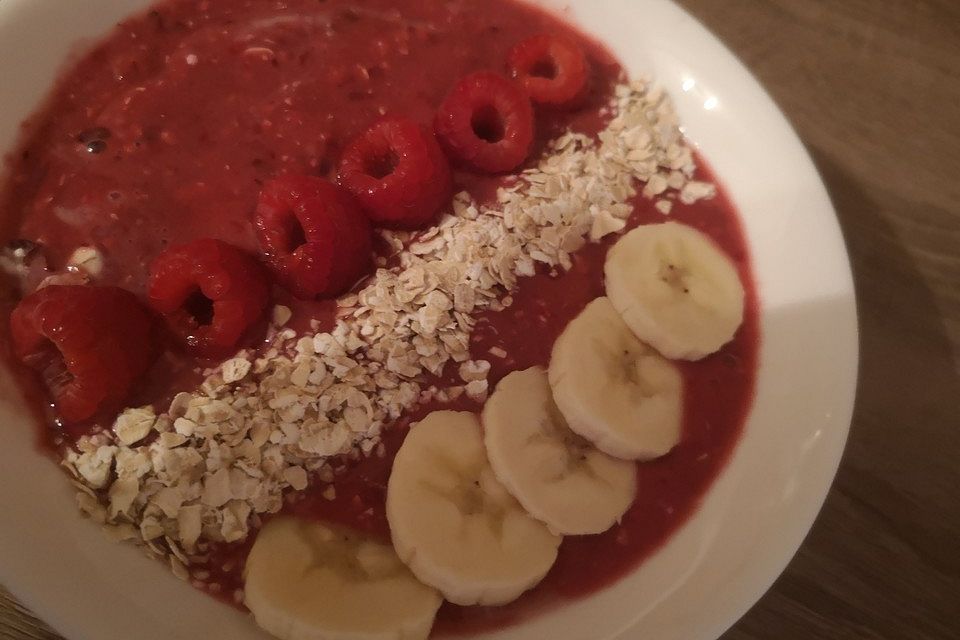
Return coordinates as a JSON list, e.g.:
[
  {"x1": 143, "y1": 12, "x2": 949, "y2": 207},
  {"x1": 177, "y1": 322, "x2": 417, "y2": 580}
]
[
  {"x1": 244, "y1": 517, "x2": 442, "y2": 640},
  {"x1": 482, "y1": 366, "x2": 637, "y2": 535},
  {"x1": 549, "y1": 297, "x2": 683, "y2": 461},
  {"x1": 604, "y1": 222, "x2": 745, "y2": 361},
  {"x1": 386, "y1": 411, "x2": 561, "y2": 606}
]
